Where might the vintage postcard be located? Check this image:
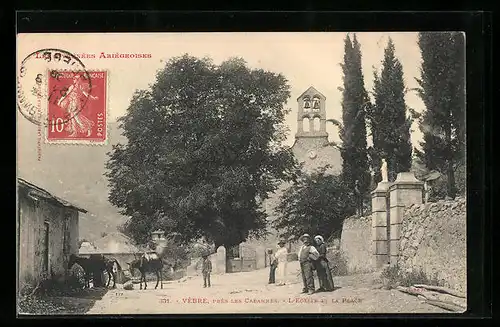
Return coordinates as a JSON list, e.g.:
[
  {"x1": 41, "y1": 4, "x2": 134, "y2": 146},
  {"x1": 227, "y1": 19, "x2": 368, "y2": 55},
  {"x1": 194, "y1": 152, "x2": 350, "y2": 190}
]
[{"x1": 16, "y1": 32, "x2": 466, "y2": 315}]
